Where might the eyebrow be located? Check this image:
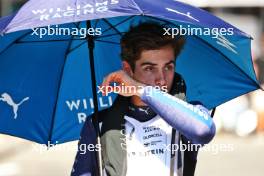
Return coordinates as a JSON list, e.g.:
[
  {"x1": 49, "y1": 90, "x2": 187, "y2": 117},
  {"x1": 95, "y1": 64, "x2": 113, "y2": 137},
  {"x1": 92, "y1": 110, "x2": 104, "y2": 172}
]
[
  {"x1": 140, "y1": 60, "x2": 175, "y2": 67},
  {"x1": 165, "y1": 60, "x2": 175, "y2": 65}
]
